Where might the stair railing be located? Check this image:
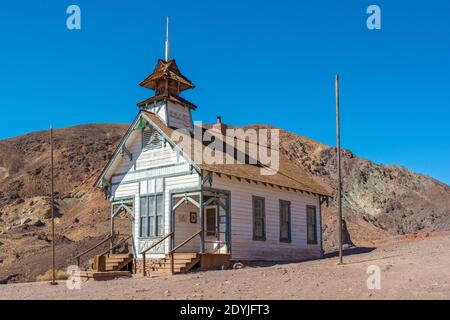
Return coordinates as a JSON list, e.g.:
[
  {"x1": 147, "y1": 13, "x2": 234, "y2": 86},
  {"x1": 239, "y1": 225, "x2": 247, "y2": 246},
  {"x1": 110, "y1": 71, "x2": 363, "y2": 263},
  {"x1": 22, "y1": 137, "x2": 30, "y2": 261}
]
[
  {"x1": 140, "y1": 232, "x2": 174, "y2": 276},
  {"x1": 168, "y1": 230, "x2": 202, "y2": 275},
  {"x1": 74, "y1": 233, "x2": 117, "y2": 267},
  {"x1": 98, "y1": 235, "x2": 133, "y2": 257}
]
